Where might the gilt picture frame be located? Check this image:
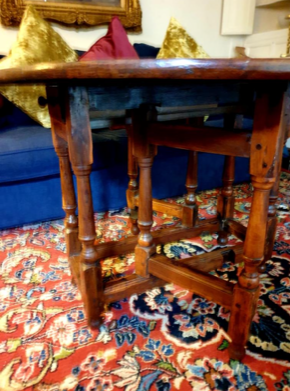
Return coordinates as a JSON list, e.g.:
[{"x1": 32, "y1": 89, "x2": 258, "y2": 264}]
[{"x1": 0, "y1": 0, "x2": 142, "y2": 30}]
